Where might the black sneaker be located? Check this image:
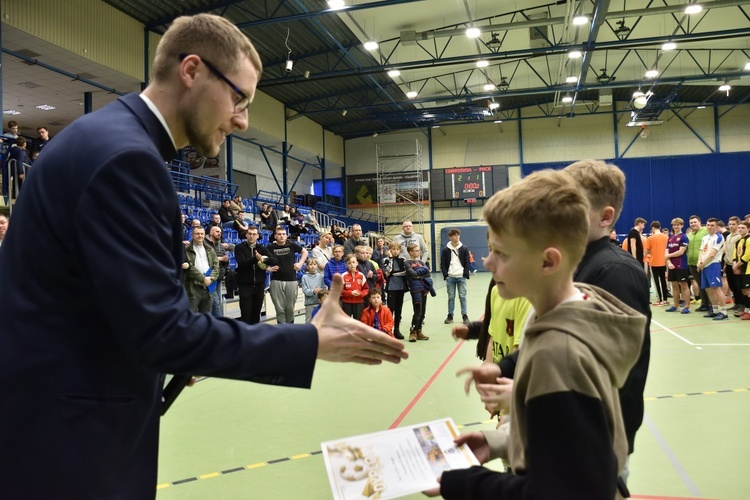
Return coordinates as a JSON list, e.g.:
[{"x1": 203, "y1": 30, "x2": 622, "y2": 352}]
[
  {"x1": 394, "y1": 331, "x2": 404, "y2": 340},
  {"x1": 444, "y1": 314, "x2": 454, "y2": 324},
  {"x1": 462, "y1": 314, "x2": 470, "y2": 323},
  {"x1": 696, "y1": 305, "x2": 709, "y2": 312},
  {"x1": 703, "y1": 312, "x2": 717, "y2": 318}
]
